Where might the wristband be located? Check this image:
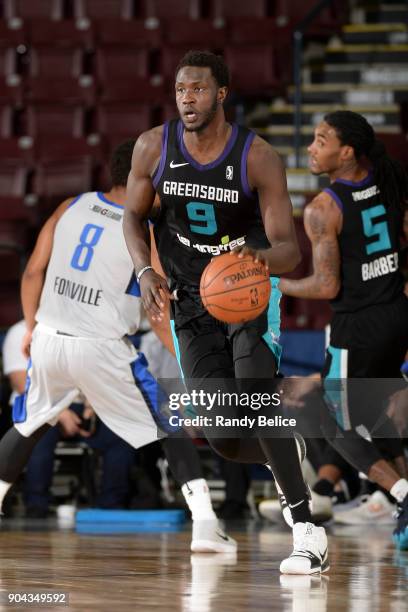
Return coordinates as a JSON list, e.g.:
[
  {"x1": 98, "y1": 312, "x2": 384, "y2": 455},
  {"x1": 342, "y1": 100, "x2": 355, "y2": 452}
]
[{"x1": 136, "y1": 265, "x2": 154, "y2": 283}]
